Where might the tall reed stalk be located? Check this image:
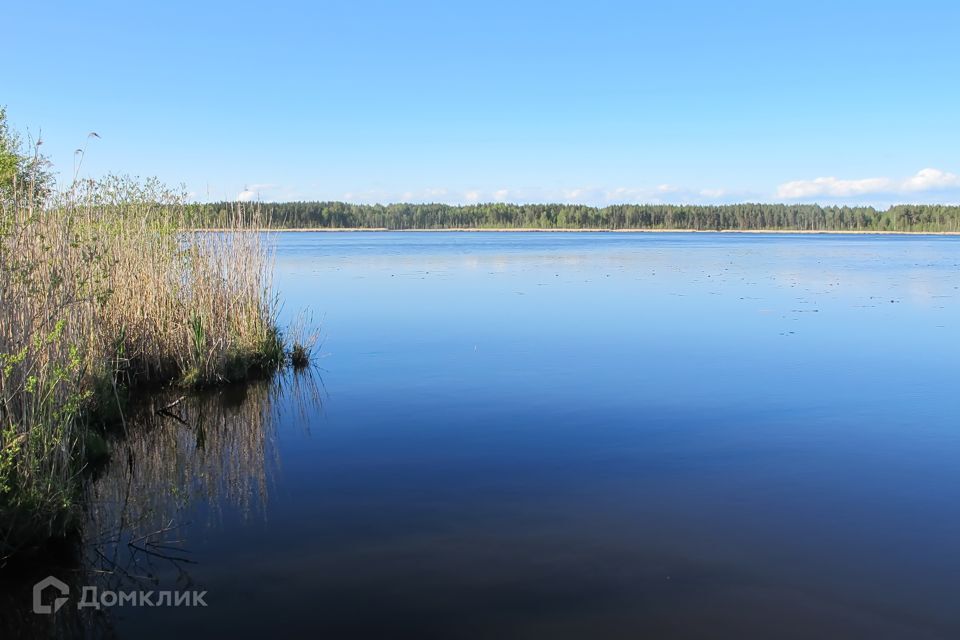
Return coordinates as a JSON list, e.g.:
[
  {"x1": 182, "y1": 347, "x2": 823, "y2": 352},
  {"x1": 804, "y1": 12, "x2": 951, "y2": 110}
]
[{"x1": 0, "y1": 114, "x2": 287, "y2": 560}]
